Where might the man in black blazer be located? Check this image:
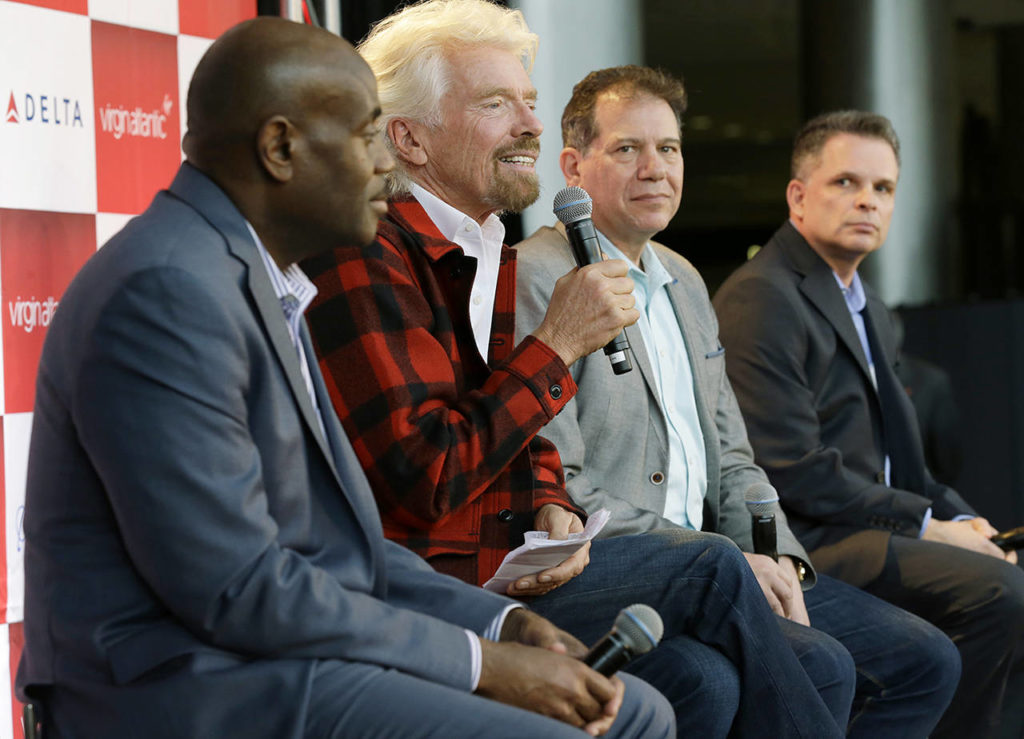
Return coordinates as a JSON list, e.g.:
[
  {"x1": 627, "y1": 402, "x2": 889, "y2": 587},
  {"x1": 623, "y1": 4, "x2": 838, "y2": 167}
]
[
  {"x1": 714, "y1": 110, "x2": 1024, "y2": 738},
  {"x1": 14, "y1": 18, "x2": 672, "y2": 738}
]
